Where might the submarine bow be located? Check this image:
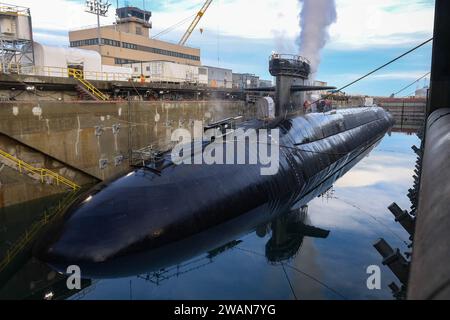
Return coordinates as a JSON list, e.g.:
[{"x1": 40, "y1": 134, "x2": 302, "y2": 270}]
[{"x1": 36, "y1": 107, "x2": 394, "y2": 277}]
